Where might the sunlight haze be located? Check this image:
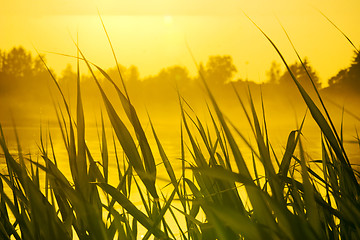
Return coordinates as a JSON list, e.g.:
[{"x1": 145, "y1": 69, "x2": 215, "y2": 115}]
[
  {"x1": 1, "y1": 2, "x2": 360, "y2": 239},
  {"x1": 1, "y1": 0, "x2": 360, "y2": 84}
]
